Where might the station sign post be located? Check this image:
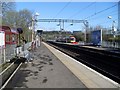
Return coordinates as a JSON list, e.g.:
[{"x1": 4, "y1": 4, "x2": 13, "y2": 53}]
[
  {"x1": 0, "y1": 31, "x2": 5, "y2": 48},
  {"x1": 91, "y1": 29, "x2": 102, "y2": 46},
  {"x1": 0, "y1": 31, "x2": 5, "y2": 64},
  {"x1": 36, "y1": 30, "x2": 43, "y2": 47}
]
